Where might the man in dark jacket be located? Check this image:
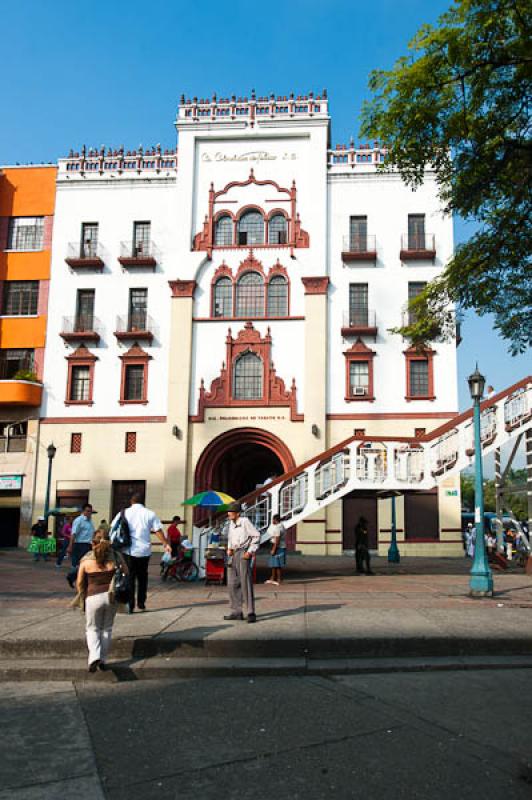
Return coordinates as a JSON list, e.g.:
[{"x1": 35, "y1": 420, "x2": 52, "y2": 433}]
[
  {"x1": 31, "y1": 516, "x2": 49, "y2": 562},
  {"x1": 354, "y1": 516, "x2": 374, "y2": 575}
]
